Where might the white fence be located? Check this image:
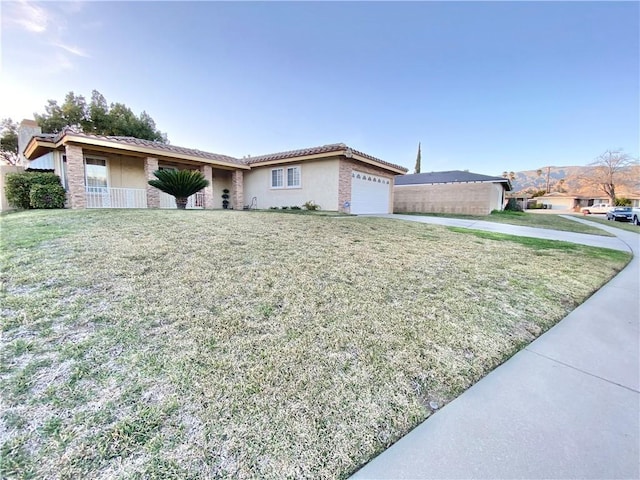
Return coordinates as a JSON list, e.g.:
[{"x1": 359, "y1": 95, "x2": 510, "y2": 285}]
[
  {"x1": 159, "y1": 191, "x2": 204, "y2": 209},
  {"x1": 86, "y1": 187, "x2": 147, "y2": 209},
  {"x1": 85, "y1": 188, "x2": 204, "y2": 209}
]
